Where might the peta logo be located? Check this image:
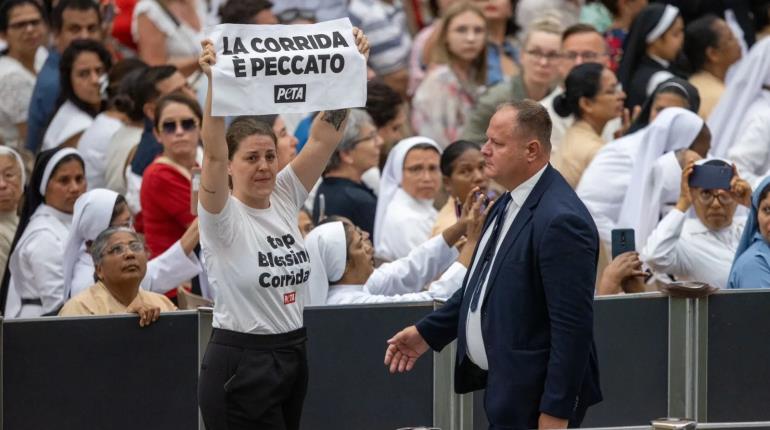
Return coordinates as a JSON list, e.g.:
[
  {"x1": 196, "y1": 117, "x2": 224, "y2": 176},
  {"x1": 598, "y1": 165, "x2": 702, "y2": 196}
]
[{"x1": 274, "y1": 84, "x2": 306, "y2": 103}]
